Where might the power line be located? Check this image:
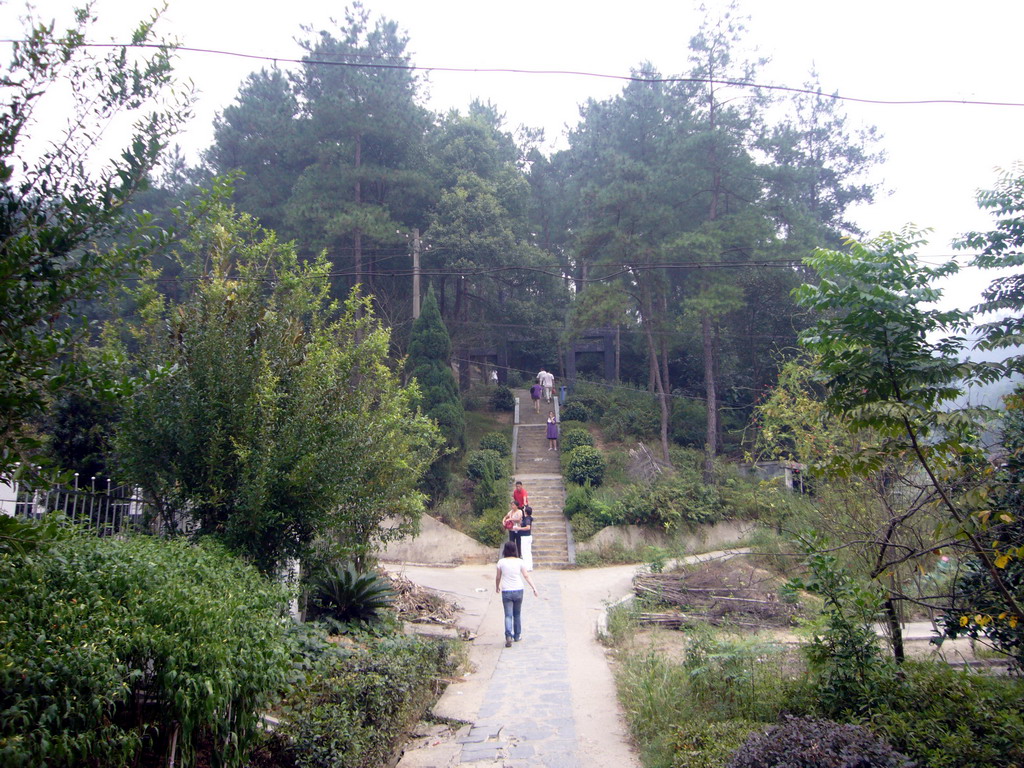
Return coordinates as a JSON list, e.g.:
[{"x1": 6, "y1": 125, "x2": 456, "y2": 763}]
[
  {"x1": 5, "y1": 39, "x2": 1024, "y2": 109},
  {"x1": 3, "y1": 254, "x2": 980, "y2": 287}
]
